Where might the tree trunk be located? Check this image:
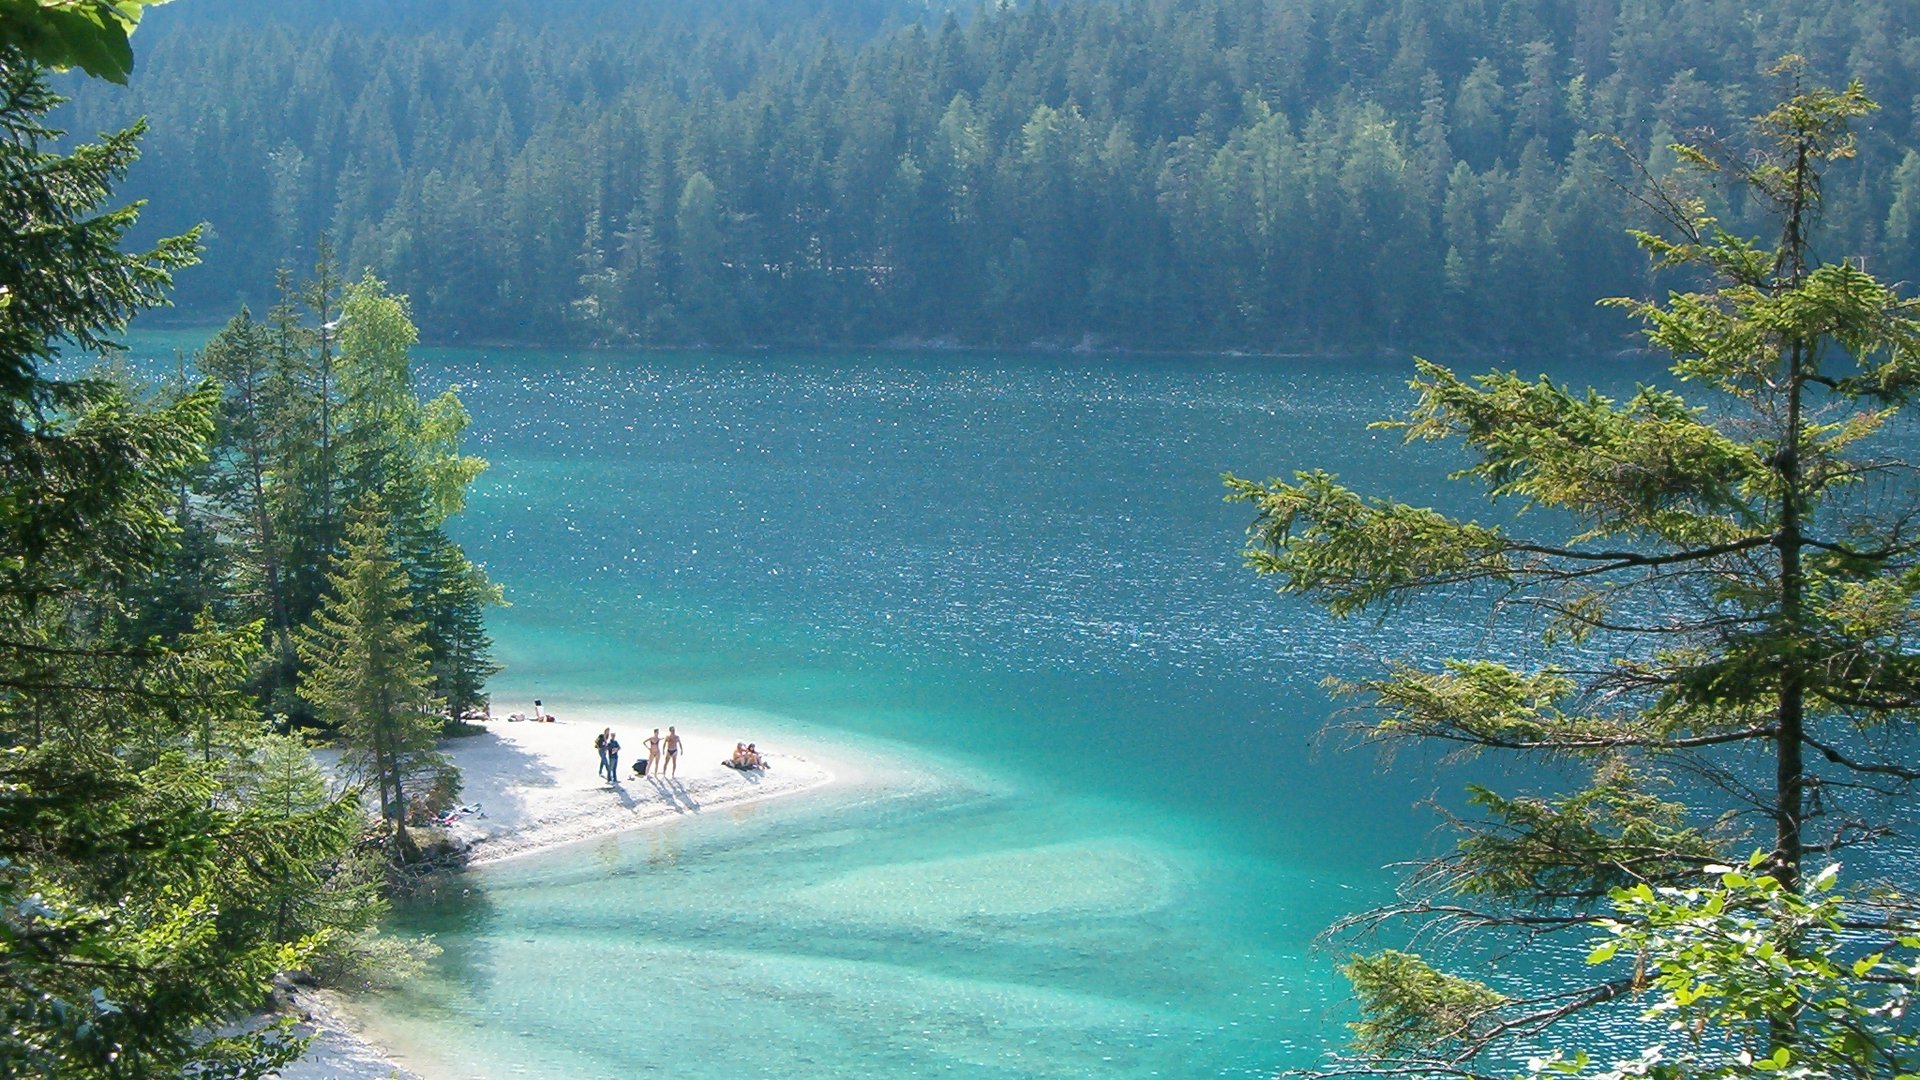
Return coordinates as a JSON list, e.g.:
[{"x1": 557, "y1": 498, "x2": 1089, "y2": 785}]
[{"x1": 1767, "y1": 138, "x2": 1816, "y2": 1053}]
